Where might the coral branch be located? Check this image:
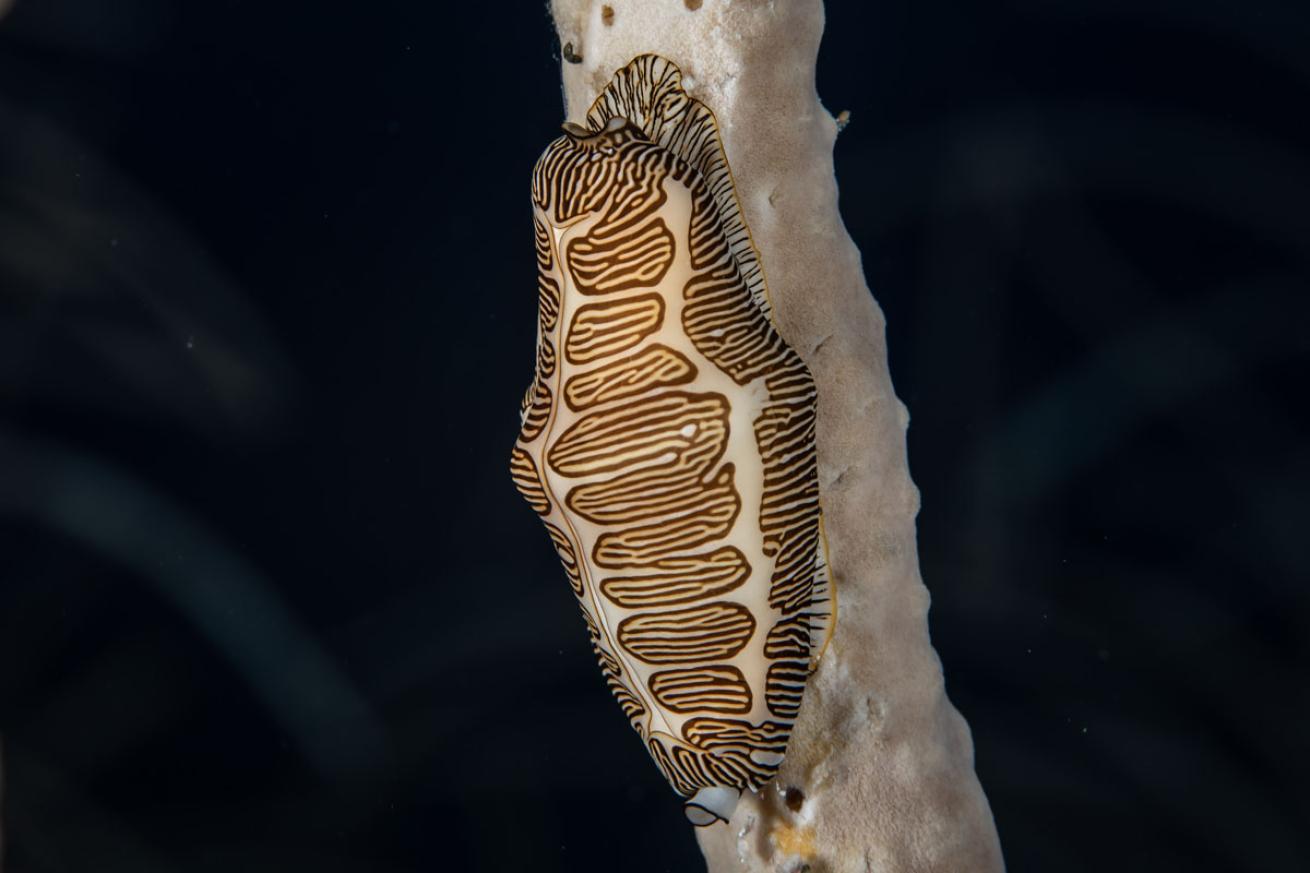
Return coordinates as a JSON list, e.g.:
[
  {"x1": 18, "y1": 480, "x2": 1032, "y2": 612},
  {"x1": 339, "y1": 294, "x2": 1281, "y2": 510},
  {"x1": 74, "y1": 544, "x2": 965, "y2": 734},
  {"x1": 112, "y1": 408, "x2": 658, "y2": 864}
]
[{"x1": 548, "y1": 2, "x2": 1006, "y2": 870}]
